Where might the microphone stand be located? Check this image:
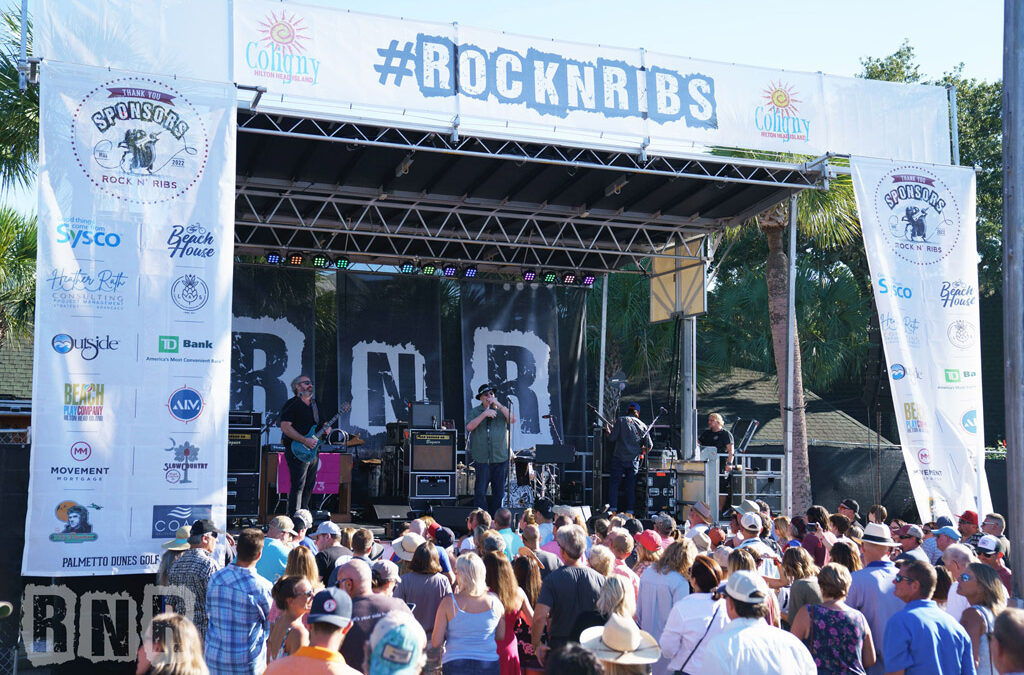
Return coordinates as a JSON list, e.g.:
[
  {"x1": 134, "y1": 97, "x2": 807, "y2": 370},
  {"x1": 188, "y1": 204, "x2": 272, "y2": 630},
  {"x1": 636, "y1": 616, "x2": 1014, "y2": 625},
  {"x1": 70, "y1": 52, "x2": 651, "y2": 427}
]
[{"x1": 504, "y1": 398, "x2": 515, "y2": 510}]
